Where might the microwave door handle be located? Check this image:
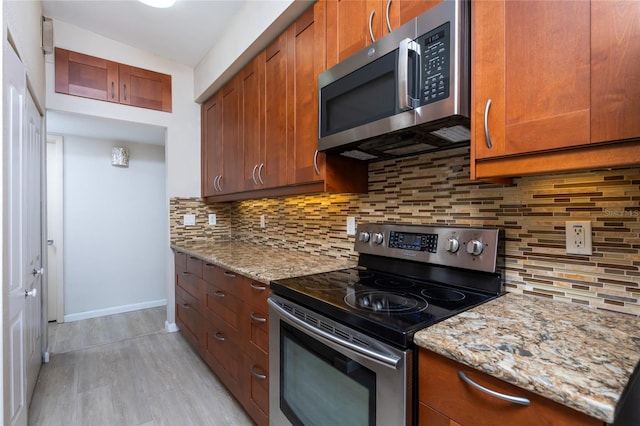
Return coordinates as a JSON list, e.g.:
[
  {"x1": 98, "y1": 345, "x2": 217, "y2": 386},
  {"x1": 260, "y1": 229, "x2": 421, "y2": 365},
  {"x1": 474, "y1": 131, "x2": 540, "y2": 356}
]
[{"x1": 398, "y1": 38, "x2": 420, "y2": 111}]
